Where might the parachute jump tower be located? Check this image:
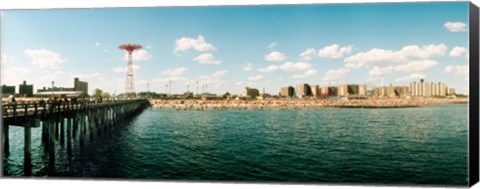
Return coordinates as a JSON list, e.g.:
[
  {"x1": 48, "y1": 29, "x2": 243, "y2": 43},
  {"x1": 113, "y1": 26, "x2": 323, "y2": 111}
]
[{"x1": 119, "y1": 44, "x2": 142, "y2": 99}]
